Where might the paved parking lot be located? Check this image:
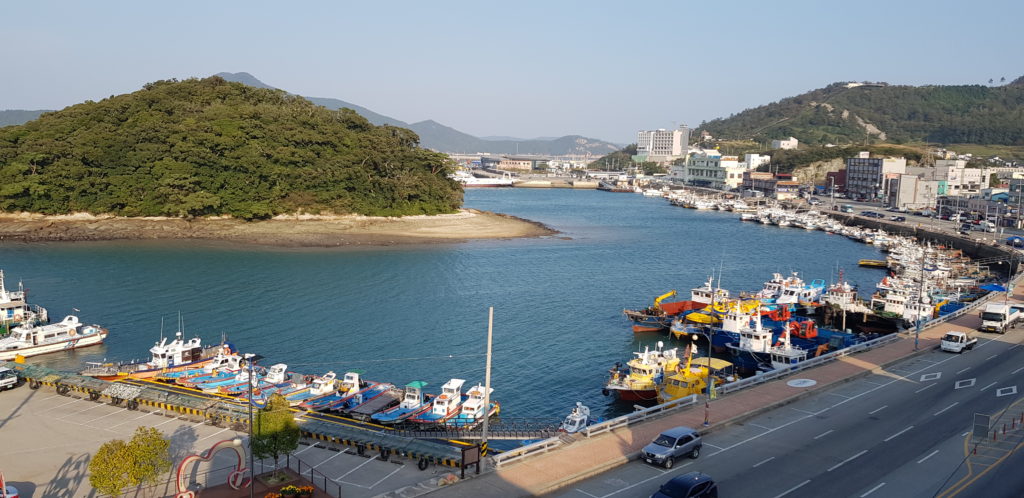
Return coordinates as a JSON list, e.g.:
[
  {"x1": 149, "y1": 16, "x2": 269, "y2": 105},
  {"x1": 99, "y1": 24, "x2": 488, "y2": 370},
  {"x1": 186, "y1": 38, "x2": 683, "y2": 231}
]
[{"x1": 0, "y1": 384, "x2": 451, "y2": 497}]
